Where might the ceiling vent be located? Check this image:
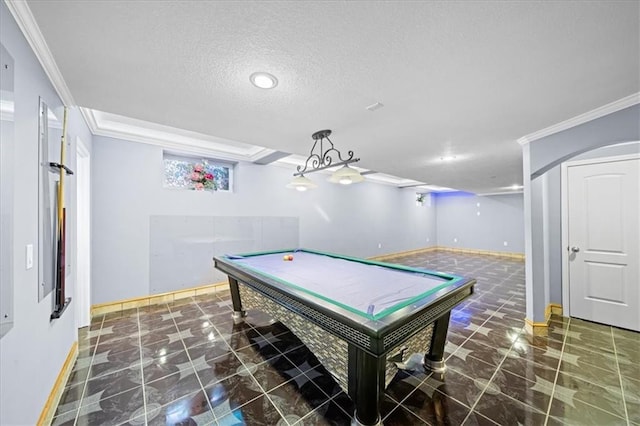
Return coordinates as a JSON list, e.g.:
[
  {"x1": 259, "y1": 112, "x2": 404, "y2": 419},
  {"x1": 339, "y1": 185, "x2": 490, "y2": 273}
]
[{"x1": 365, "y1": 102, "x2": 384, "y2": 112}]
